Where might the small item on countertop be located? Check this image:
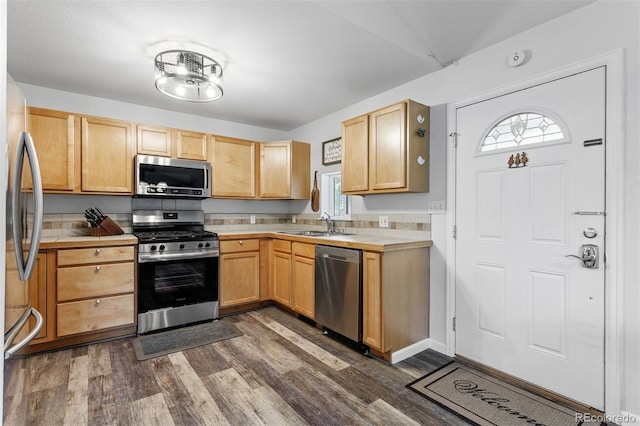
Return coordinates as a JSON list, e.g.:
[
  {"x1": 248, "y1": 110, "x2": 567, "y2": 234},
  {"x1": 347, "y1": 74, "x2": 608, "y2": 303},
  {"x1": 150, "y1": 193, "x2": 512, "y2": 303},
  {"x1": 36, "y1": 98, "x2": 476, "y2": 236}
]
[
  {"x1": 311, "y1": 171, "x2": 320, "y2": 212},
  {"x1": 84, "y1": 207, "x2": 124, "y2": 236}
]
